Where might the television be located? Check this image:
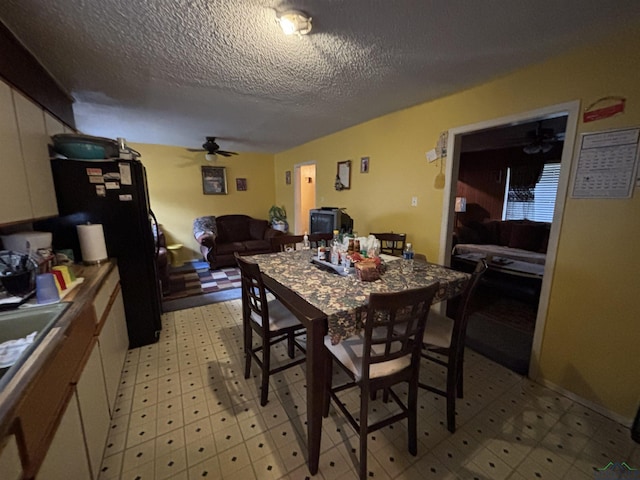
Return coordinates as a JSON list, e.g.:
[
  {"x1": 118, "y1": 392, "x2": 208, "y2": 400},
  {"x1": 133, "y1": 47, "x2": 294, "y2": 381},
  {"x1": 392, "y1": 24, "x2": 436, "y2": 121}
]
[{"x1": 309, "y1": 208, "x2": 353, "y2": 234}]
